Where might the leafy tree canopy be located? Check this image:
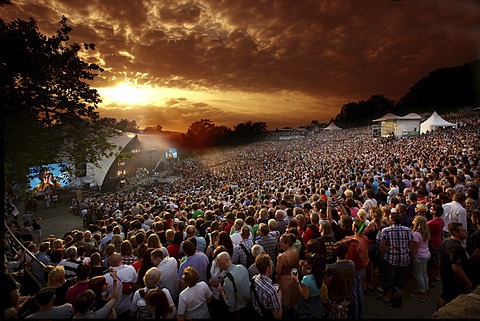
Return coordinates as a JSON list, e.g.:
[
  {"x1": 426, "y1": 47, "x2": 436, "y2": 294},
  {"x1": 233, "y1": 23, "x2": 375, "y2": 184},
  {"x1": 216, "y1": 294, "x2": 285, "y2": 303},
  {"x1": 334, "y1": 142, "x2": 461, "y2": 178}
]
[{"x1": 1, "y1": 16, "x2": 120, "y2": 192}]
